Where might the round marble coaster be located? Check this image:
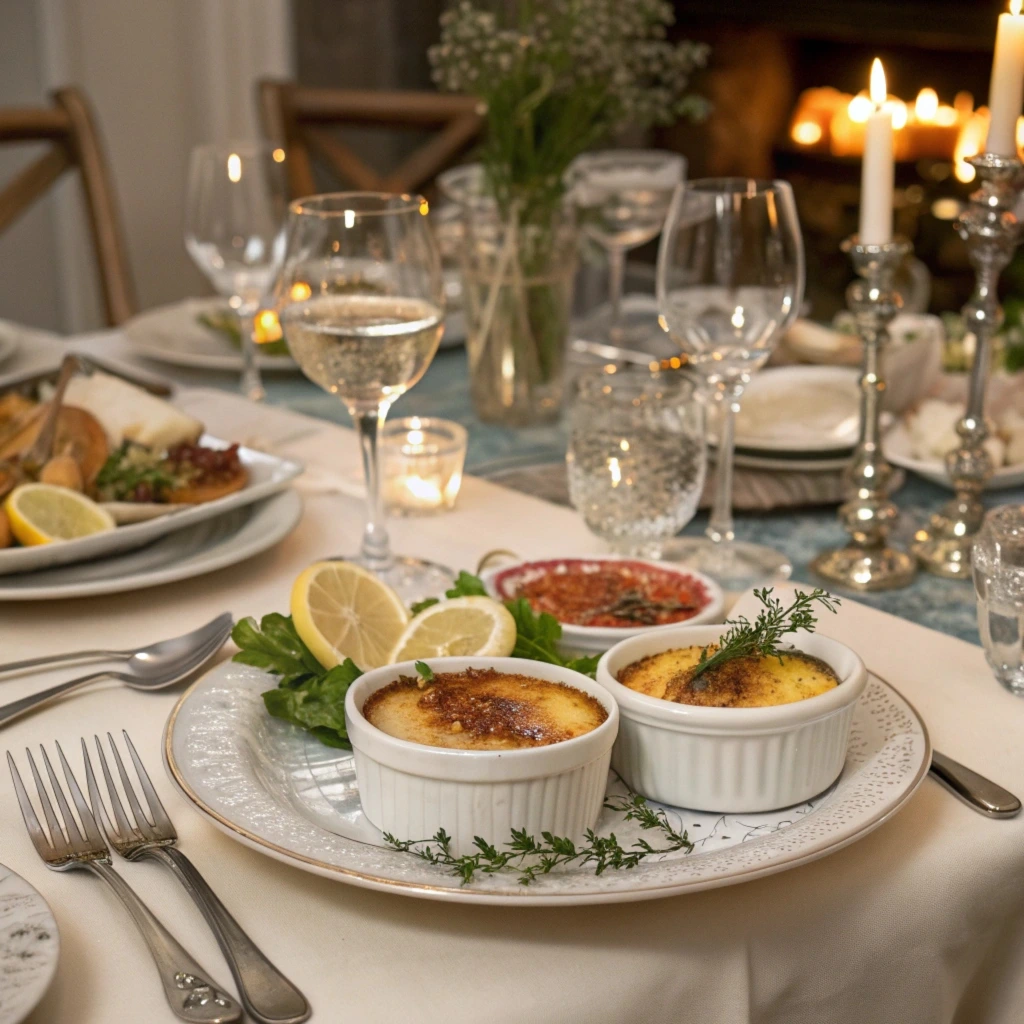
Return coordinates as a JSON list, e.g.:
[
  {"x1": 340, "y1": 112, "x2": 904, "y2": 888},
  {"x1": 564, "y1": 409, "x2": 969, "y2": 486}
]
[{"x1": 0, "y1": 865, "x2": 59, "y2": 1024}]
